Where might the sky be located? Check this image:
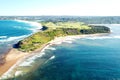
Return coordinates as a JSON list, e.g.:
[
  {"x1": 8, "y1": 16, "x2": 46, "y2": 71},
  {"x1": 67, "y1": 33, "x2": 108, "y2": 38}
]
[{"x1": 0, "y1": 0, "x2": 120, "y2": 16}]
